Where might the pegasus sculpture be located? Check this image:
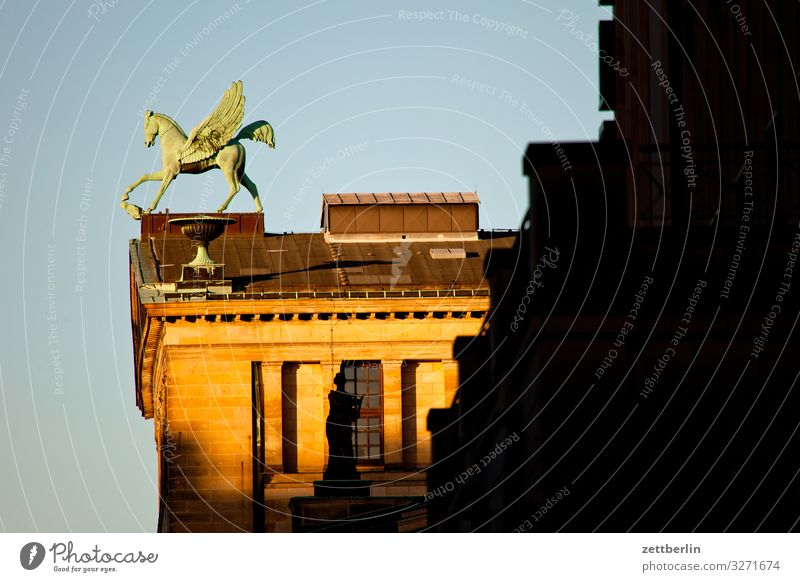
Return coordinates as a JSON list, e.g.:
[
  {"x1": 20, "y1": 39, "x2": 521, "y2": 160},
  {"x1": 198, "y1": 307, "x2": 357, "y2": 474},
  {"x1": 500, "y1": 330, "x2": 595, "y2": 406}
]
[{"x1": 120, "y1": 80, "x2": 275, "y2": 220}]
